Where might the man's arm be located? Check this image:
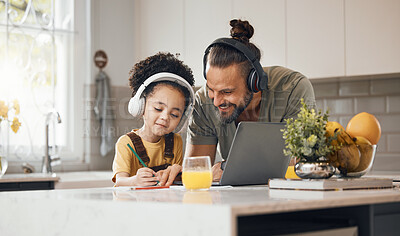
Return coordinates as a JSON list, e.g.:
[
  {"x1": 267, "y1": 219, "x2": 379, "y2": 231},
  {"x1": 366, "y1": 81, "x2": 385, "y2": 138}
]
[{"x1": 184, "y1": 143, "x2": 217, "y2": 164}]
